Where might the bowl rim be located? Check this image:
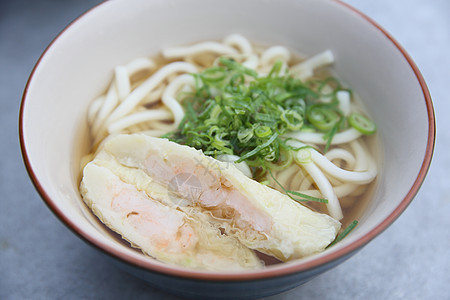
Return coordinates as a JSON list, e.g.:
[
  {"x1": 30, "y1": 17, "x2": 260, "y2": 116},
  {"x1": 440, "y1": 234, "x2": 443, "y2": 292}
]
[{"x1": 19, "y1": 0, "x2": 435, "y2": 281}]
